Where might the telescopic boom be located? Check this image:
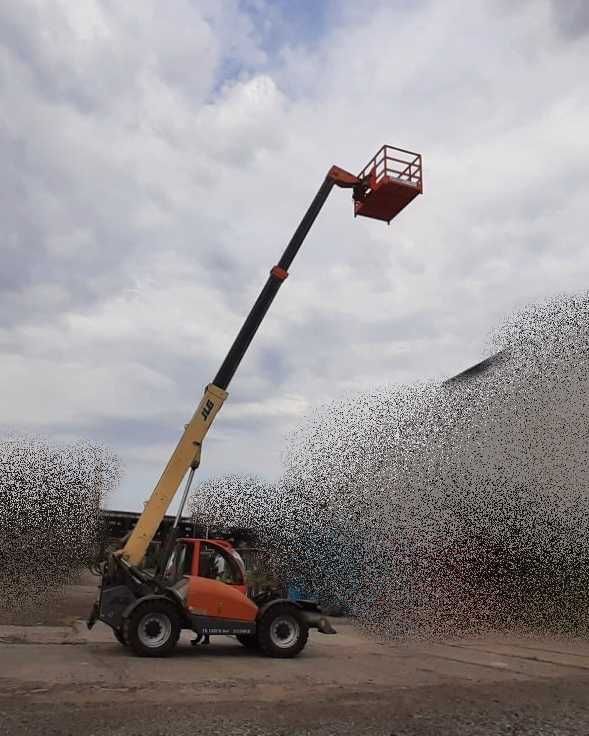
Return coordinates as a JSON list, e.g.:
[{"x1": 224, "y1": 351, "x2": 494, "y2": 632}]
[{"x1": 120, "y1": 148, "x2": 423, "y2": 567}]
